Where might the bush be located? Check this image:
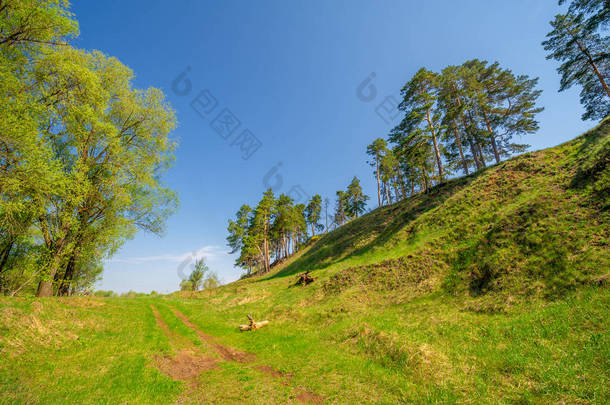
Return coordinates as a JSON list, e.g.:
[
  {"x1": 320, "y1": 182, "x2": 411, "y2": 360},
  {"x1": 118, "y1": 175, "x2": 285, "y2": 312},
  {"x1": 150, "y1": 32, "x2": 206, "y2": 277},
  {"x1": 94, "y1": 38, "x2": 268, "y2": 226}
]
[
  {"x1": 93, "y1": 290, "x2": 117, "y2": 297},
  {"x1": 179, "y1": 280, "x2": 194, "y2": 291}
]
